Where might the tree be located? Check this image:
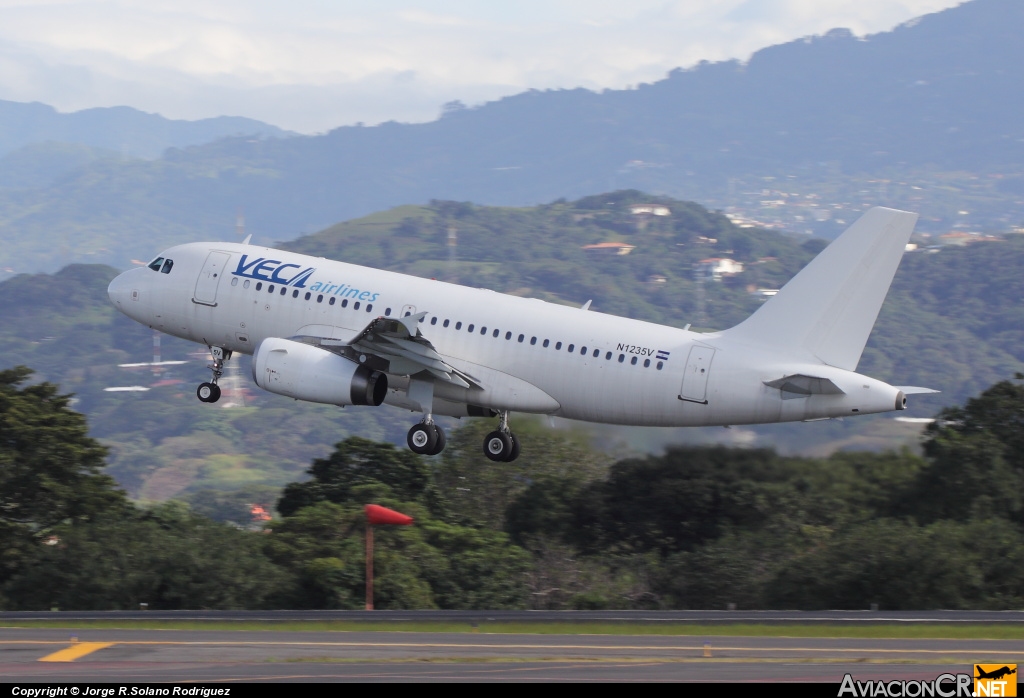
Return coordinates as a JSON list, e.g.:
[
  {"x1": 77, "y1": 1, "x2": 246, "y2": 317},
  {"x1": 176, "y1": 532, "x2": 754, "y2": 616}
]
[
  {"x1": 0, "y1": 366, "x2": 129, "y2": 588},
  {"x1": 277, "y1": 437, "x2": 441, "y2": 517}
]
